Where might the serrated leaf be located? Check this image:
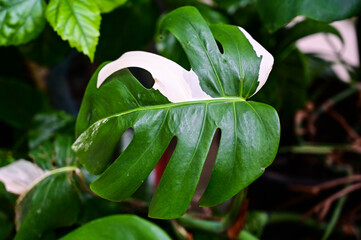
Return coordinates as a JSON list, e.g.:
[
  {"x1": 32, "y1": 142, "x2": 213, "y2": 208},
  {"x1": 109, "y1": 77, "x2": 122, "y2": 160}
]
[
  {"x1": 95, "y1": 0, "x2": 127, "y2": 13},
  {"x1": 73, "y1": 6, "x2": 280, "y2": 219},
  {"x1": 0, "y1": 0, "x2": 46, "y2": 46},
  {"x1": 15, "y1": 168, "x2": 80, "y2": 240},
  {"x1": 60, "y1": 214, "x2": 171, "y2": 240},
  {"x1": 257, "y1": 0, "x2": 361, "y2": 32},
  {"x1": 46, "y1": 0, "x2": 101, "y2": 61}
]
